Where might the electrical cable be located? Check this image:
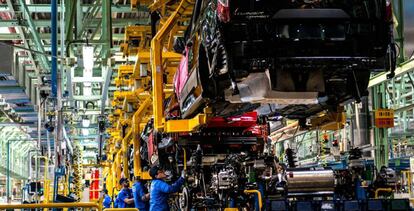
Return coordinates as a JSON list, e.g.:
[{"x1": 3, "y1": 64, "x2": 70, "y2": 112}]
[{"x1": 0, "y1": 41, "x2": 64, "y2": 60}]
